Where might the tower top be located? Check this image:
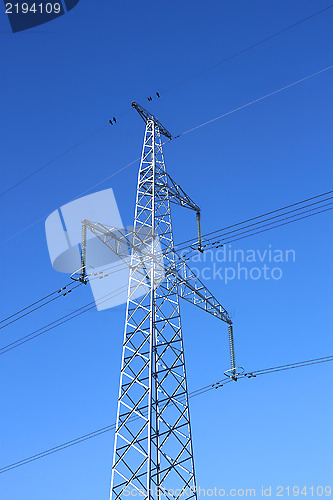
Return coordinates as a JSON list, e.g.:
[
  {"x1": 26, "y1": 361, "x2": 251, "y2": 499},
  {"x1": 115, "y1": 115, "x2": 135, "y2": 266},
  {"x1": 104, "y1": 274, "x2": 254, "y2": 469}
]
[{"x1": 131, "y1": 101, "x2": 172, "y2": 139}]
